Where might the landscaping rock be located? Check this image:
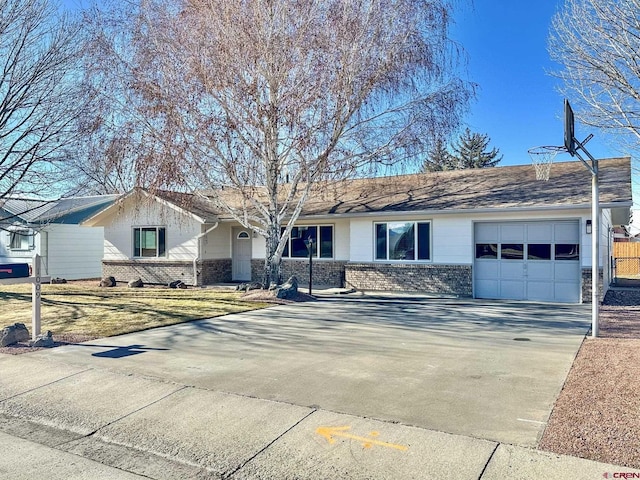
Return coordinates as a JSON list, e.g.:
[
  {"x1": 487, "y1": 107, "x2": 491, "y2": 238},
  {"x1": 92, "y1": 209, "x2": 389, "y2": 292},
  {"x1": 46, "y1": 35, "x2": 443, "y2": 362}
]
[
  {"x1": 99, "y1": 276, "x2": 116, "y2": 287},
  {"x1": 275, "y1": 276, "x2": 299, "y2": 299},
  {"x1": 236, "y1": 282, "x2": 263, "y2": 292},
  {"x1": 0, "y1": 323, "x2": 30, "y2": 347},
  {"x1": 30, "y1": 330, "x2": 54, "y2": 348},
  {"x1": 603, "y1": 289, "x2": 640, "y2": 306},
  {"x1": 169, "y1": 280, "x2": 187, "y2": 289},
  {"x1": 50, "y1": 277, "x2": 67, "y2": 284},
  {"x1": 128, "y1": 278, "x2": 144, "y2": 288}
]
